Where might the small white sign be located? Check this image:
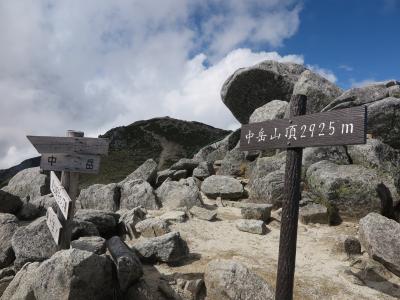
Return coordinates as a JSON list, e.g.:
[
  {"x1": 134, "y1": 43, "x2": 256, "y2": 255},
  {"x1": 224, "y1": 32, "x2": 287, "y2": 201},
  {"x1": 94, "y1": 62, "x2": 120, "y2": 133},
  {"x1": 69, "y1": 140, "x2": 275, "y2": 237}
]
[
  {"x1": 50, "y1": 171, "x2": 71, "y2": 219},
  {"x1": 46, "y1": 207, "x2": 62, "y2": 245}
]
